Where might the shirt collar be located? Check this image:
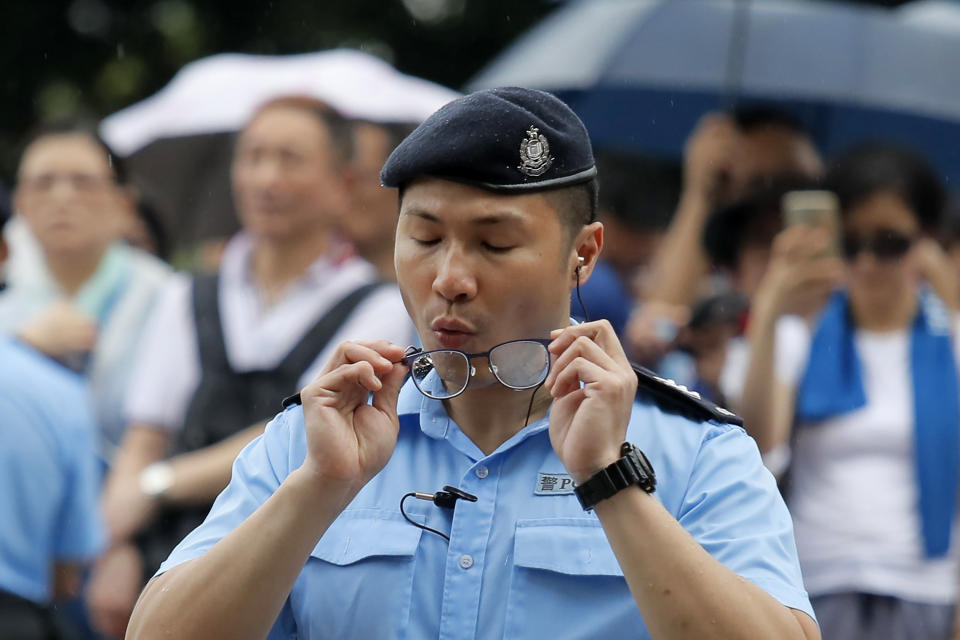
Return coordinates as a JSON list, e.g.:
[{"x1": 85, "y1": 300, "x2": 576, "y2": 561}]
[
  {"x1": 222, "y1": 231, "x2": 357, "y2": 291},
  {"x1": 397, "y1": 377, "x2": 551, "y2": 461}
]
